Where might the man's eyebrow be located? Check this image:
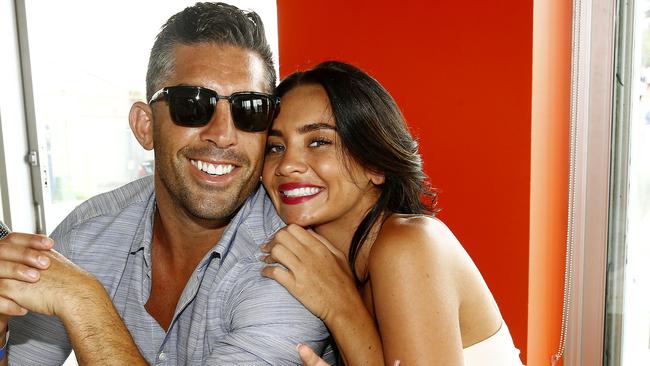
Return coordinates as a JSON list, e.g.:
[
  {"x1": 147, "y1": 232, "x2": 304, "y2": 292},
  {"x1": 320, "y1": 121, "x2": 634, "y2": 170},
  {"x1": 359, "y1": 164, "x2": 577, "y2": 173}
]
[{"x1": 269, "y1": 122, "x2": 336, "y2": 137}]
